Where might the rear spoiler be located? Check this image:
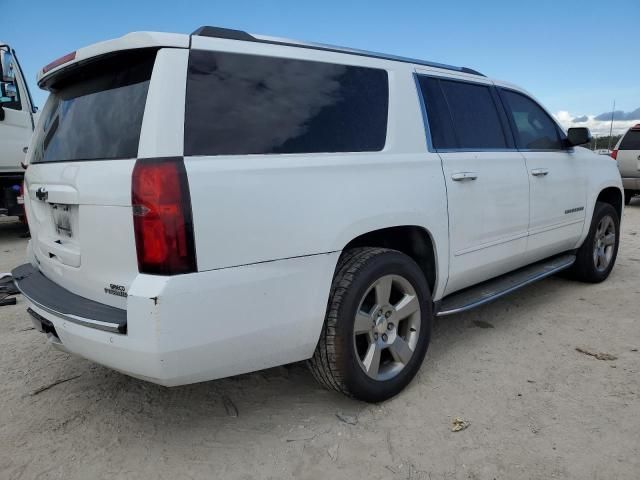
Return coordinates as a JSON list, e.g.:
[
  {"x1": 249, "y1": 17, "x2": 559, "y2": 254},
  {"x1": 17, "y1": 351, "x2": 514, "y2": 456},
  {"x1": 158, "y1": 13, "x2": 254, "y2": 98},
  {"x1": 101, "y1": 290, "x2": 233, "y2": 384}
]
[{"x1": 37, "y1": 31, "x2": 189, "y2": 89}]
